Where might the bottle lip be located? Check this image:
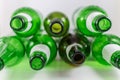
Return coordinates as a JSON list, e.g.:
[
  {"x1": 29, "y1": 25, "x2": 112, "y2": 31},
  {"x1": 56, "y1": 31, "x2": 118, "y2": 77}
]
[
  {"x1": 95, "y1": 16, "x2": 111, "y2": 32},
  {"x1": 115, "y1": 57, "x2": 120, "y2": 69},
  {"x1": 70, "y1": 52, "x2": 86, "y2": 65},
  {"x1": 30, "y1": 54, "x2": 46, "y2": 70},
  {"x1": 111, "y1": 57, "x2": 120, "y2": 69},
  {"x1": 0, "y1": 58, "x2": 4, "y2": 70},
  {"x1": 49, "y1": 19, "x2": 64, "y2": 35},
  {"x1": 111, "y1": 51, "x2": 120, "y2": 69},
  {"x1": 10, "y1": 16, "x2": 26, "y2": 31}
]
